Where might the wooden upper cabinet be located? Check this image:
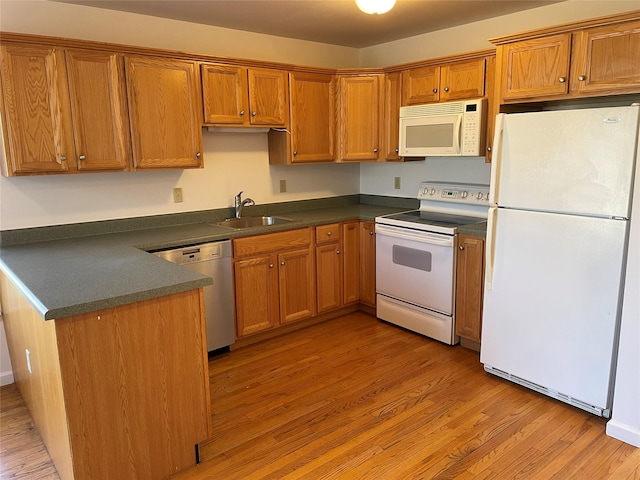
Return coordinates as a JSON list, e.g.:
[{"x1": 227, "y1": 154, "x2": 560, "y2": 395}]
[
  {"x1": 495, "y1": 16, "x2": 640, "y2": 104},
  {"x1": 402, "y1": 65, "x2": 440, "y2": 104},
  {"x1": 125, "y1": 55, "x2": 203, "y2": 169},
  {"x1": 440, "y1": 59, "x2": 486, "y2": 101},
  {"x1": 383, "y1": 72, "x2": 402, "y2": 161},
  {"x1": 1, "y1": 44, "x2": 73, "y2": 175},
  {"x1": 338, "y1": 74, "x2": 383, "y2": 162},
  {"x1": 269, "y1": 72, "x2": 335, "y2": 164},
  {"x1": 499, "y1": 33, "x2": 572, "y2": 101},
  {"x1": 570, "y1": 20, "x2": 640, "y2": 95},
  {"x1": 201, "y1": 64, "x2": 289, "y2": 127},
  {"x1": 402, "y1": 59, "x2": 486, "y2": 105},
  {"x1": 65, "y1": 49, "x2": 131, "y2": 171}
]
